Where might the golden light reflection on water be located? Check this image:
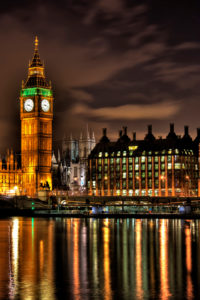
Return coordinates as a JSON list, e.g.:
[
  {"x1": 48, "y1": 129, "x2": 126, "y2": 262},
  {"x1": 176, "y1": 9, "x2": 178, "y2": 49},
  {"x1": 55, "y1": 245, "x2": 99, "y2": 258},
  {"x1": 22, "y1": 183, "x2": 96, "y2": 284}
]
[
  {"x1": 73, "y1": 219, "x2": 80, "y2": 300},
  {"x1": 159, "y1": 219, "x2": 171, "y2": 300},
  {"x1": 103, "y1": 219, "x2": 112, "y2": 300},
  {"x1": 135, "y1": 219, "x2": 143, "y2": 300},
  {"x1": 0, "y1": 218, "x2": 199, "y2": 299},
  {"x1": 11, "y1": 218, "x2": 19, "y2": 297},
  {"x1": 10, "y1": 218, "x2": 56, "y2": 300},
  {"x1": 185, "y1": 224, "x2": 193, "y2": 299},
  {"x1": 92, "y1": 220, "x2": 99, "y2": 289}
]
